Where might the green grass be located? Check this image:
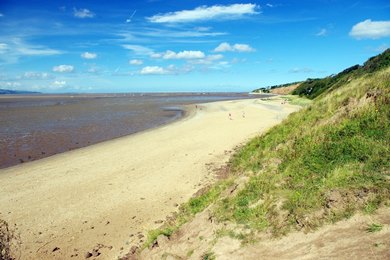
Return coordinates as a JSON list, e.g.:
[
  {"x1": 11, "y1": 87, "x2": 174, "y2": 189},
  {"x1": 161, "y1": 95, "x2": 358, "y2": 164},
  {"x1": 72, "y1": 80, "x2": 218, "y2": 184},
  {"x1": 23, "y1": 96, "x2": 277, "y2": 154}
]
[
  {"x1": 202, "y1": 251, "x2": 216, "y2": 260},
  {"x1": 281, "y1": 95, "x2": 312, "y2": 107},
  {"x1": 143, "y1": 179, "x2": 232, "y2": 248},
  {"x1": 366, "y1": 223, "x2": 383, "y2": 233},
  {"x1": 215, "y1": 67, "x2": 390, "y2": 236}
]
